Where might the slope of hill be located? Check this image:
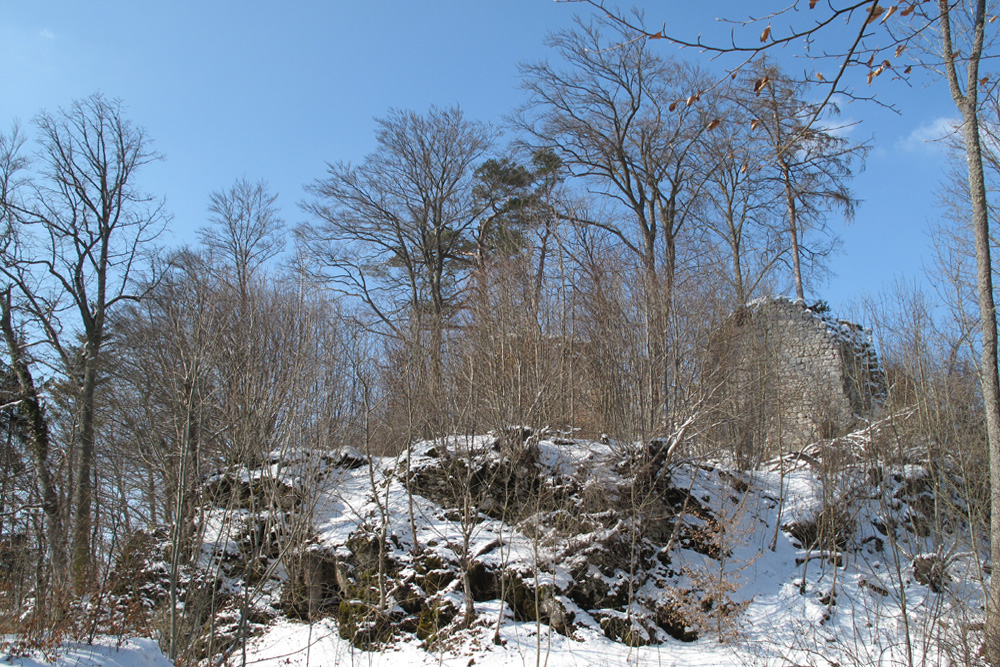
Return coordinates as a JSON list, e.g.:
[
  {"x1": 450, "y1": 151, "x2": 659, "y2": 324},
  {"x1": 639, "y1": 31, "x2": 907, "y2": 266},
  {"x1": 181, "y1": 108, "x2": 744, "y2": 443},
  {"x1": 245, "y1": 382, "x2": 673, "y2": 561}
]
[
  {"x1": 5, "y1": 426, "x2": 986, "y2": 667},
  {"x1": 191, "y1": 428, "x2": 988, "y2": 666}
]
